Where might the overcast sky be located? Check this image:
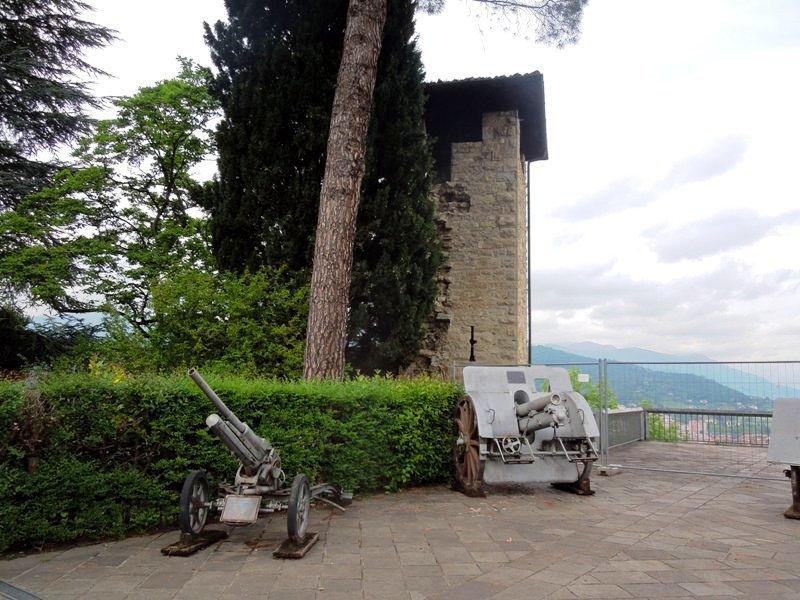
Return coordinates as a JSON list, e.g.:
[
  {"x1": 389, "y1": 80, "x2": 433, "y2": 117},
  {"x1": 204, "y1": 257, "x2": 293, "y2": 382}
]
[{"x1": 83, "y1": 0, "x2": 800, "y2": 362}]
